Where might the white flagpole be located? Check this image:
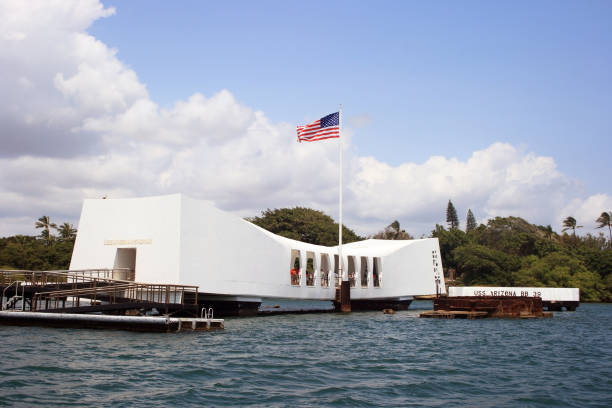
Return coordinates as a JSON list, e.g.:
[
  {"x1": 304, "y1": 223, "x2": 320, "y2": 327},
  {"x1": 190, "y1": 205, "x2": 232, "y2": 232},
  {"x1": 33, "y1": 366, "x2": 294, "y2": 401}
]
[{"x1": 339, "y1": 104, "x2": 345, "y2": 281}]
